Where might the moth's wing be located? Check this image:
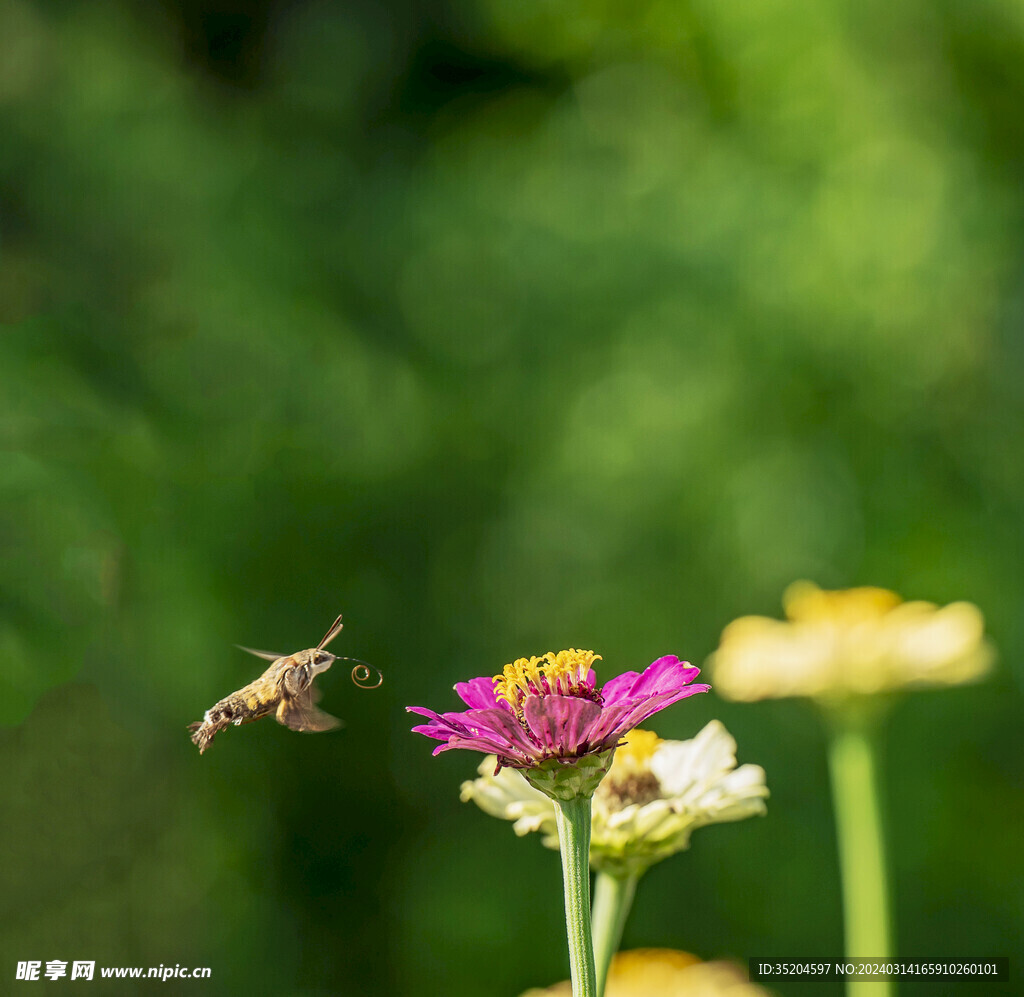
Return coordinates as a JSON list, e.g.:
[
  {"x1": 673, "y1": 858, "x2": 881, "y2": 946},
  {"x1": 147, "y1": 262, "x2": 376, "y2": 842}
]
[
  {"x1": 236, "y1": 645, "x2": 285, "y2": 662},
  {"x1": 275, "y1": 690, "x2": 343, "y2": 733}
]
